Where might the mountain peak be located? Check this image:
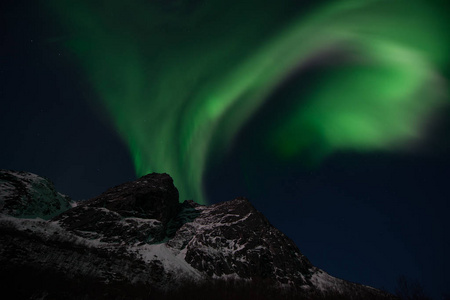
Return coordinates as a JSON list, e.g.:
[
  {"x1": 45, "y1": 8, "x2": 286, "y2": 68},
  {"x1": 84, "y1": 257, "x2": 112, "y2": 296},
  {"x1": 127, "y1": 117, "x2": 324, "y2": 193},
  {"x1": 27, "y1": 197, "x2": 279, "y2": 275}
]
[
  {"x1": 84, "y1": 172, "x2": 179, "y2": 220},
  {"x1": 0, "y1": 169, "x2": 72, "y2": 219}
]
